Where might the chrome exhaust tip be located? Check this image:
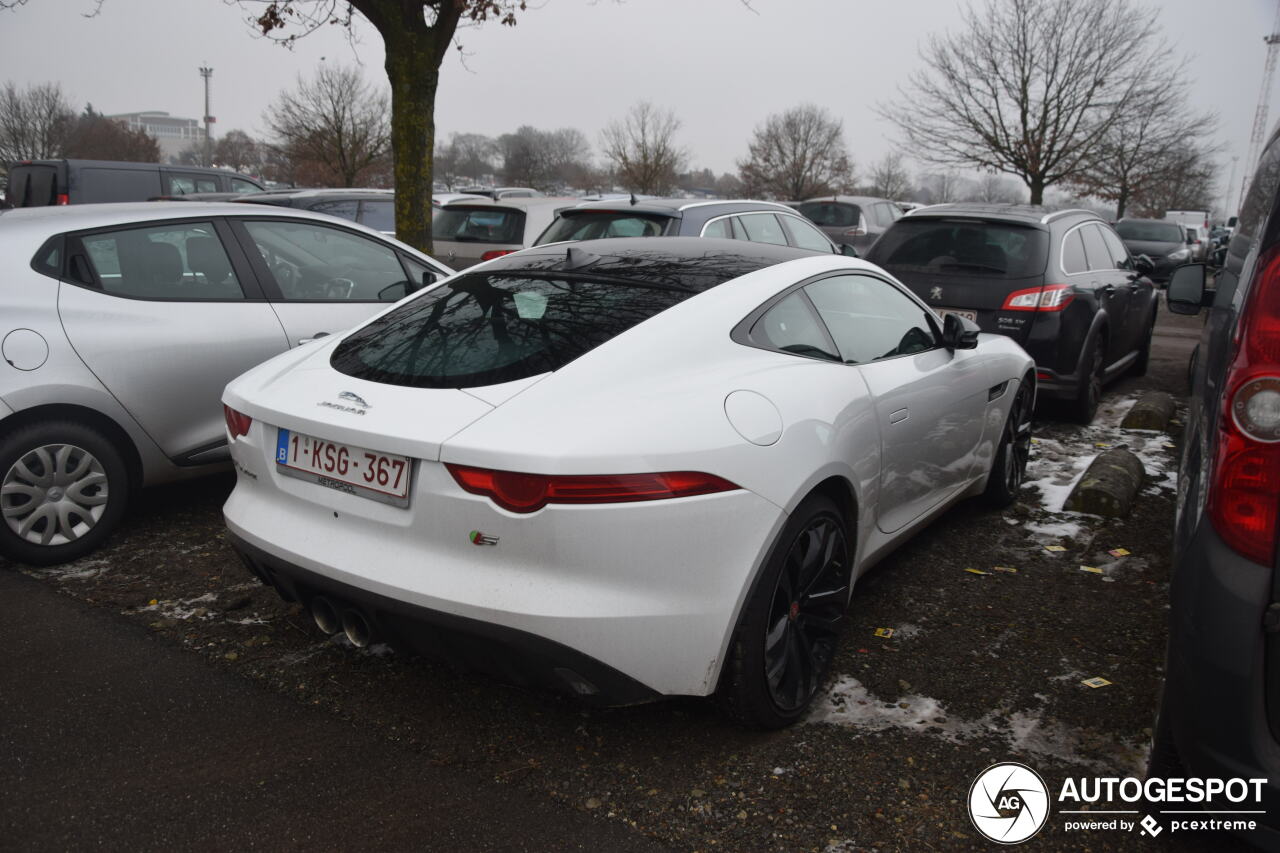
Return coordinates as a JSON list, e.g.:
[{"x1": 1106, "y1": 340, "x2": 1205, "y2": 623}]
[
  {"x1": 310, "y1": 596, "x2": 341, "y2": 635},
  {"x1": 342, "y1": 609, "x2": 374, "y2": 648}
]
